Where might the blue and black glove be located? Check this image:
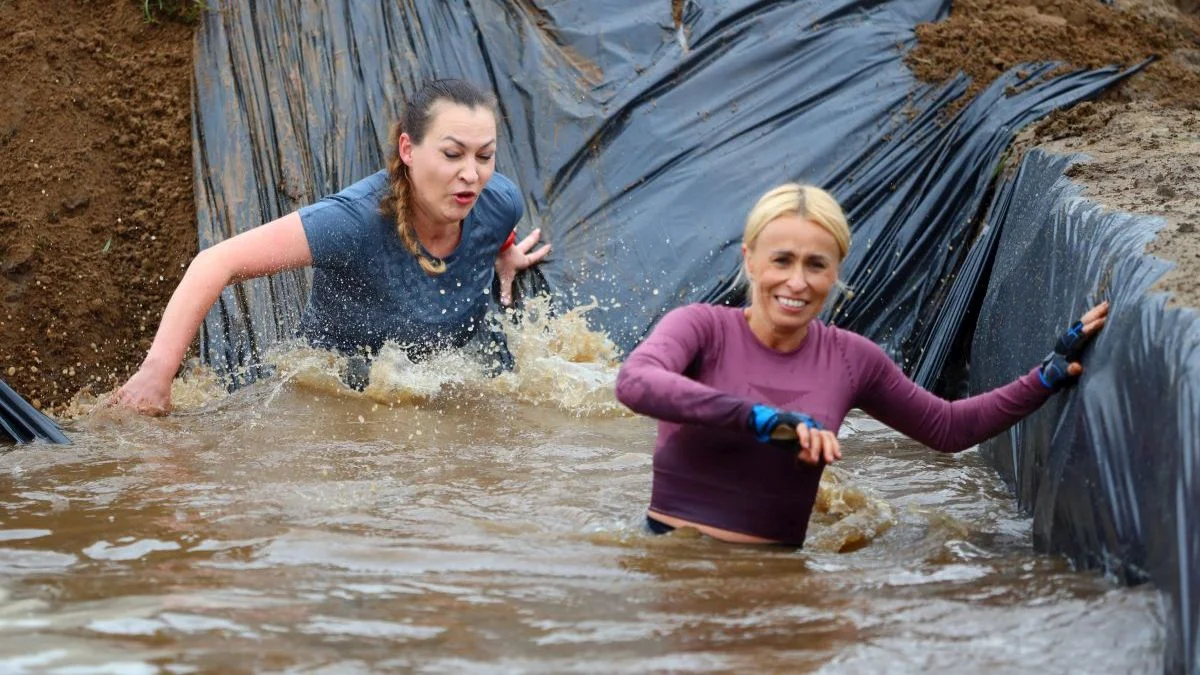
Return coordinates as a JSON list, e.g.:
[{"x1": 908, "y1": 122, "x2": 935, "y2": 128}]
[
  {"x1": 748, "y1": 404, "x2": 823, "y2": 446},
  {"x1": 1038, "y1": 320, "x2": 1093, "y2": 391}
]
